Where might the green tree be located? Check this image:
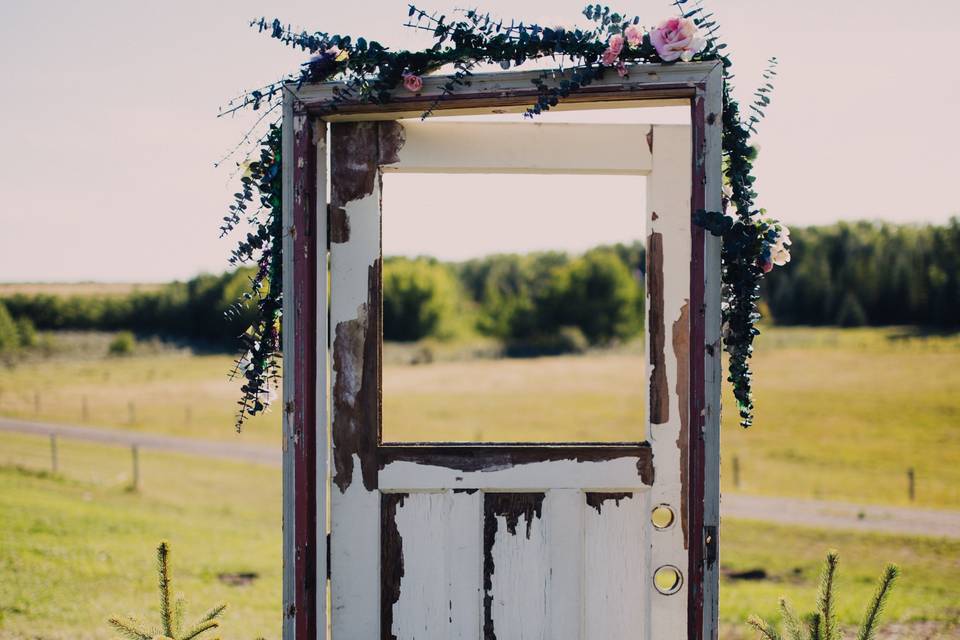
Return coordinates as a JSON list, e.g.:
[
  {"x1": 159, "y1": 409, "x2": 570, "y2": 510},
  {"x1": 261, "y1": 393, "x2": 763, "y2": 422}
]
[
  {"x1": 0, "y1": 302, "x2": 20, "y2": 354},
  {"x1": 383, "y1": 257, "x2": 466, "y2": 341}
]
